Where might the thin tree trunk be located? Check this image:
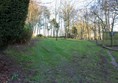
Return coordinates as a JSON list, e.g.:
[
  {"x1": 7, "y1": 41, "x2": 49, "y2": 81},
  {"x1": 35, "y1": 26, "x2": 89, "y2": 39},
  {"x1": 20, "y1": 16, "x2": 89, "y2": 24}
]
[
  {"x1": 56, "y1": 30, "x2": 58, "y2": 41},
  {"x1": 111, "y1": 16, "x2": 115, "y2": 47}
]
